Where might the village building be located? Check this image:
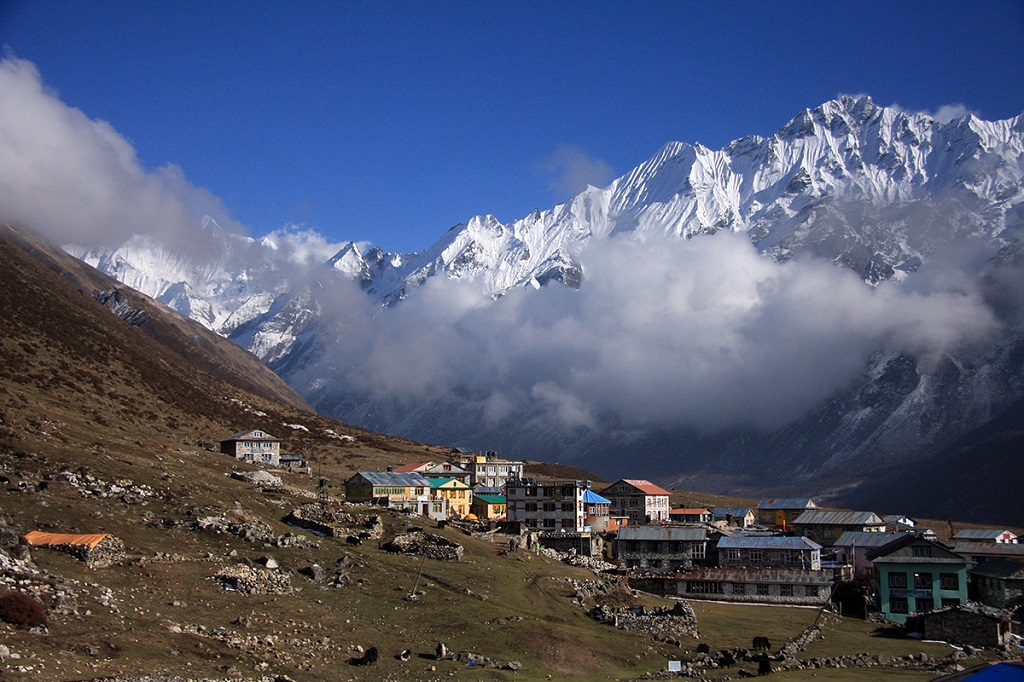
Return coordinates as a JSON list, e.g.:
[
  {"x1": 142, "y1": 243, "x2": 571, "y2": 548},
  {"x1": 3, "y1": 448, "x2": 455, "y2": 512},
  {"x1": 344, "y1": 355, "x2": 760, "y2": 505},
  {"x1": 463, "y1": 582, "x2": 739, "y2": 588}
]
[
  {"x1": 908, "y1": 602, "x2": 1016, "y2": 649},
  {"x1": 834, "y1": 531, "x2": 904, "y2": 578},
  {"x1": 867, "y1": 534, "x2": 969, "y2": 623},
  {"x1": 951, "y1": 541, "x2": 1024, "y2": 569},
  {"x1": 453, "y1": 451, "x2": 525, "y2": 488},
  {"x1": 429, "y1": 477, "x2": 473, "y2": 518},
  {"x1": 582, "y1": 490, "x2": 619, "y2": 532},
  {"x1": 951, "y1": 529, "x2": 1019, "y2": 545},
  {"x1": 615, "y1": 525, "x2": 709, "y2": 572},
  {"x1": 717, "y1": 535, "x2": 822, "y2": 570},
  {"x1": 970, "y1": 558, "x2": 1024, "y2": 613},
  {"x1": 470, "y1": 494, "x2": 507, "y2": 522},
  {"x1": 421, "y1": 462, "x2": 472, "y2": 485},
  {"x1": 631, "y1": 567, "x2": 834, "y2": 606},
  {"x1": 670, "y1": 508, "x2": 712, "y2": 525},
  {"x1": 220, "y1": 429, "x2": 281, "y2": 466},
  {"x1": 713, "y1": 507, "x2": 756, "y2": 528},
  {"x1": 344, "y1": 471, "x2": 430, "y2": 510},
  {"x1": 600, "y1": 479, "x2": 671, "y2": 525},
  {"x1": 883, "y1": 514, "x2": 918, "y2": 533},
  {"x1": 756, "y1": 498, "x2": 818, "y2": 528},
  {"x1": 505, "y1": 478, "x2": 590, "y2": 532},
  {"x1": 24, "y1": 531, "x2": 126, "y2": 568},
  {"x1": 392, "y1": 461, "x2": 433, "y2": 473},
  {"x1": 791, "y1": 510, "x2": 887, "y2": 546}
]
